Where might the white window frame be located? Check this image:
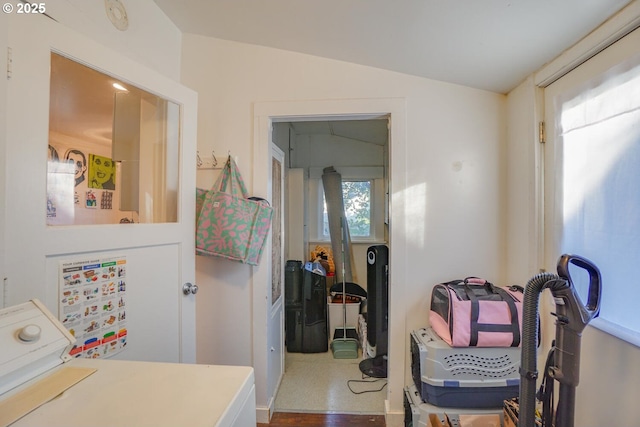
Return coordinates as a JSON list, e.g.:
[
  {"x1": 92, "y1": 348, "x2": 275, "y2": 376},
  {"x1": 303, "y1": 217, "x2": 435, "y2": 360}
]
[
  {"x1": 308, "y1": 166, "x2": 385, "y2": 243},
  {"x1": 543, "y1": 27, "x2": 640, "y2": 348}
]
